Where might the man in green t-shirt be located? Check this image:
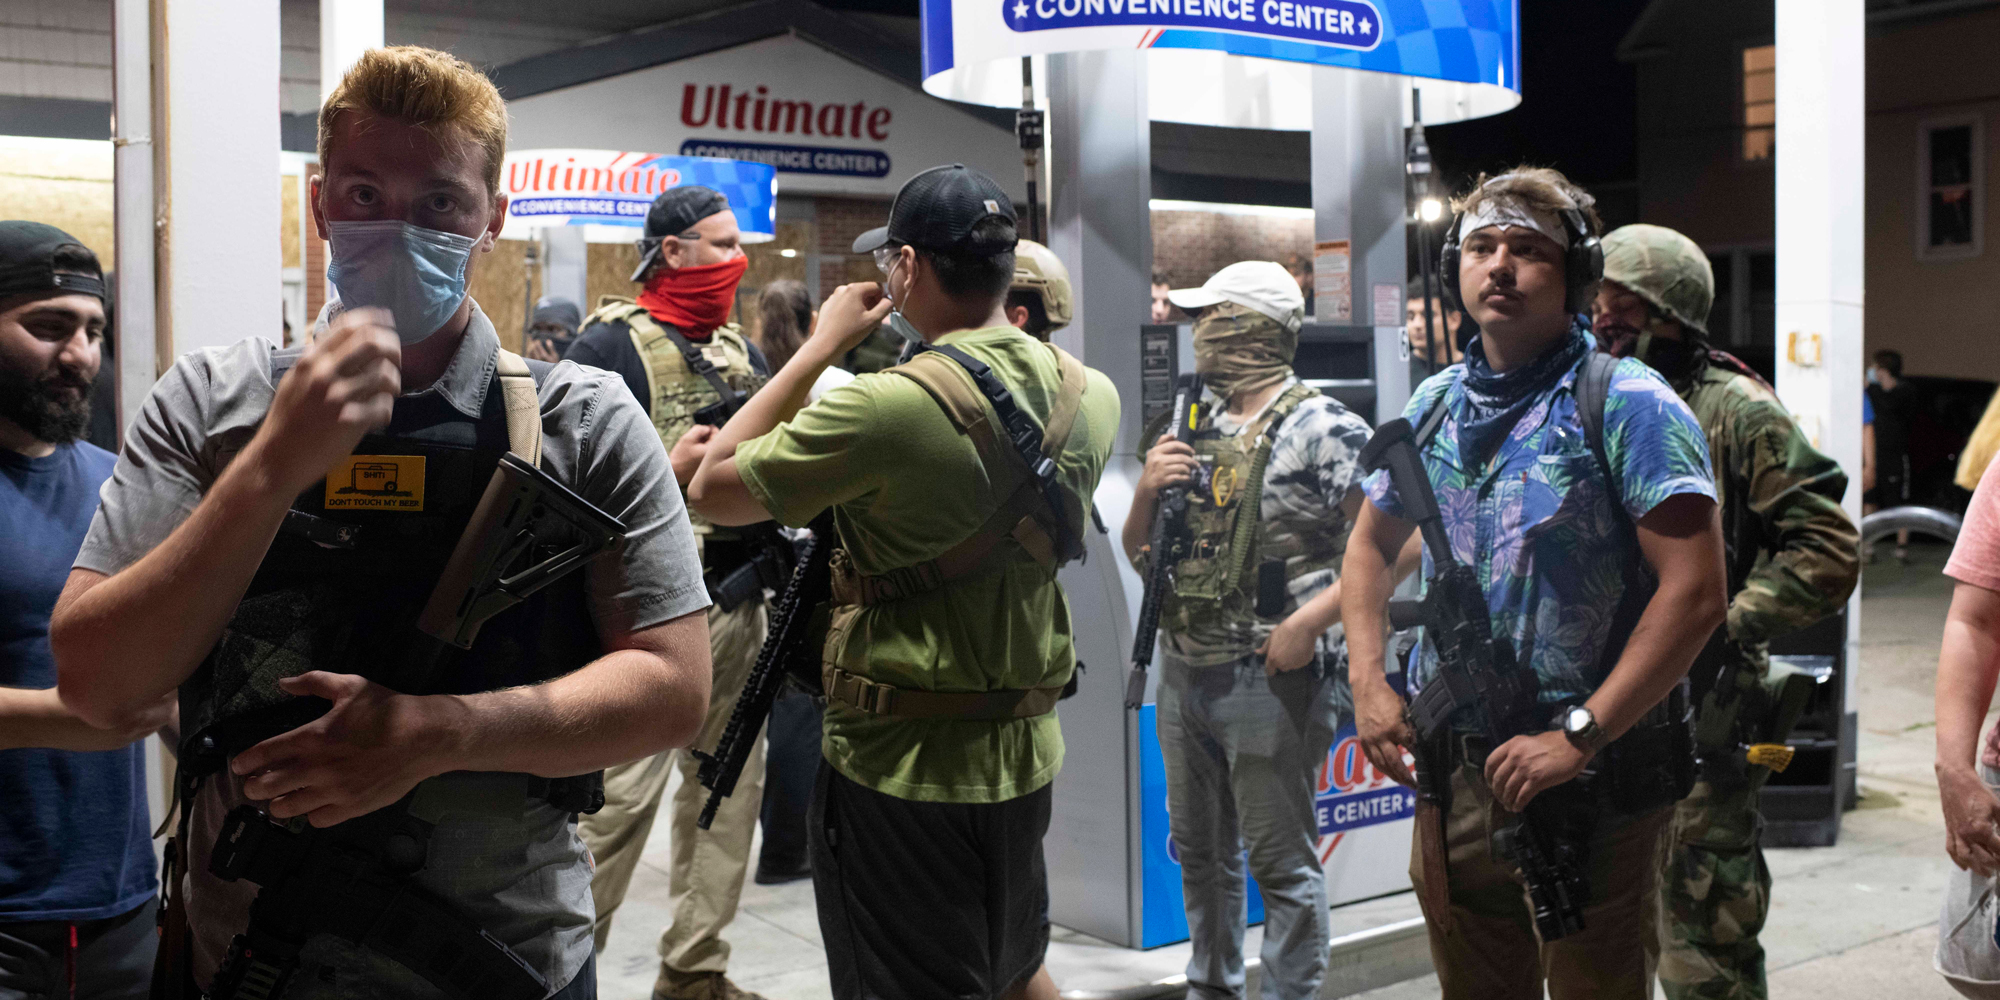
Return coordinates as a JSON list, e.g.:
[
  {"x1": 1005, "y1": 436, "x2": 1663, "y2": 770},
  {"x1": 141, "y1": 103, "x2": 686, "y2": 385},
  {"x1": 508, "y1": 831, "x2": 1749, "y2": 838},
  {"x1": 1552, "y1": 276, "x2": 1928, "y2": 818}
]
[{"x1": 687, "y1": 164, "x2": 1120, "y2": 1000}]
